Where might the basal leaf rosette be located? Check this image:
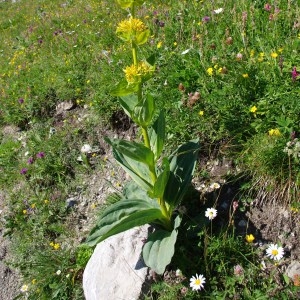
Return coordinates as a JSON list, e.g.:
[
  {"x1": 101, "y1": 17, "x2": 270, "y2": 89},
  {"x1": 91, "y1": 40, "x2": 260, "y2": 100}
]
[
  {"x1": 116, "y1": 17, "x2": 150, "y2": 45},
  {"x1": 116, "y1": 0, "x2": 144, "y2": 9},
  {"x1": 123, "y1": 61, "x2": 154, "y2": 85}
]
